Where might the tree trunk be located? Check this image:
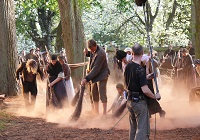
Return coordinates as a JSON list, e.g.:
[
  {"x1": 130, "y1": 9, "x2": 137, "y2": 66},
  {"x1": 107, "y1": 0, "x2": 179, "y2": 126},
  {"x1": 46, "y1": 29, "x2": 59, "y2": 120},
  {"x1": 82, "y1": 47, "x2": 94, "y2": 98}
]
[
  {"x1": 0, "y1": 0, "x2": 18, "y2": 96},
  {"x1": 191, "y1": 0, "x2": 196, "y2": 49},
  {"x1": 55, "y1": 21, "x2": 64, "y2": 52},
  {"x1": 58, "y1": 0, "x2": 86, "y2": 85},
  {"x1": 194, "y1": 0, "x2": 200, "y2": 59}
]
